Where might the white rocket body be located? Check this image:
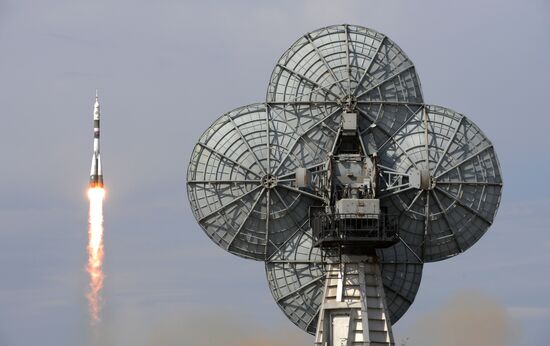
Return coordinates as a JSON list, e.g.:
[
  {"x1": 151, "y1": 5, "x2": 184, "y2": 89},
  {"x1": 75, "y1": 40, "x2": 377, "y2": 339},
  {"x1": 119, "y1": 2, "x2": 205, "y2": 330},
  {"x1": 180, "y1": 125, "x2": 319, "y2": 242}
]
[{"x1": 89, "y1": 92, "x2": 103, "y2": 188}]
